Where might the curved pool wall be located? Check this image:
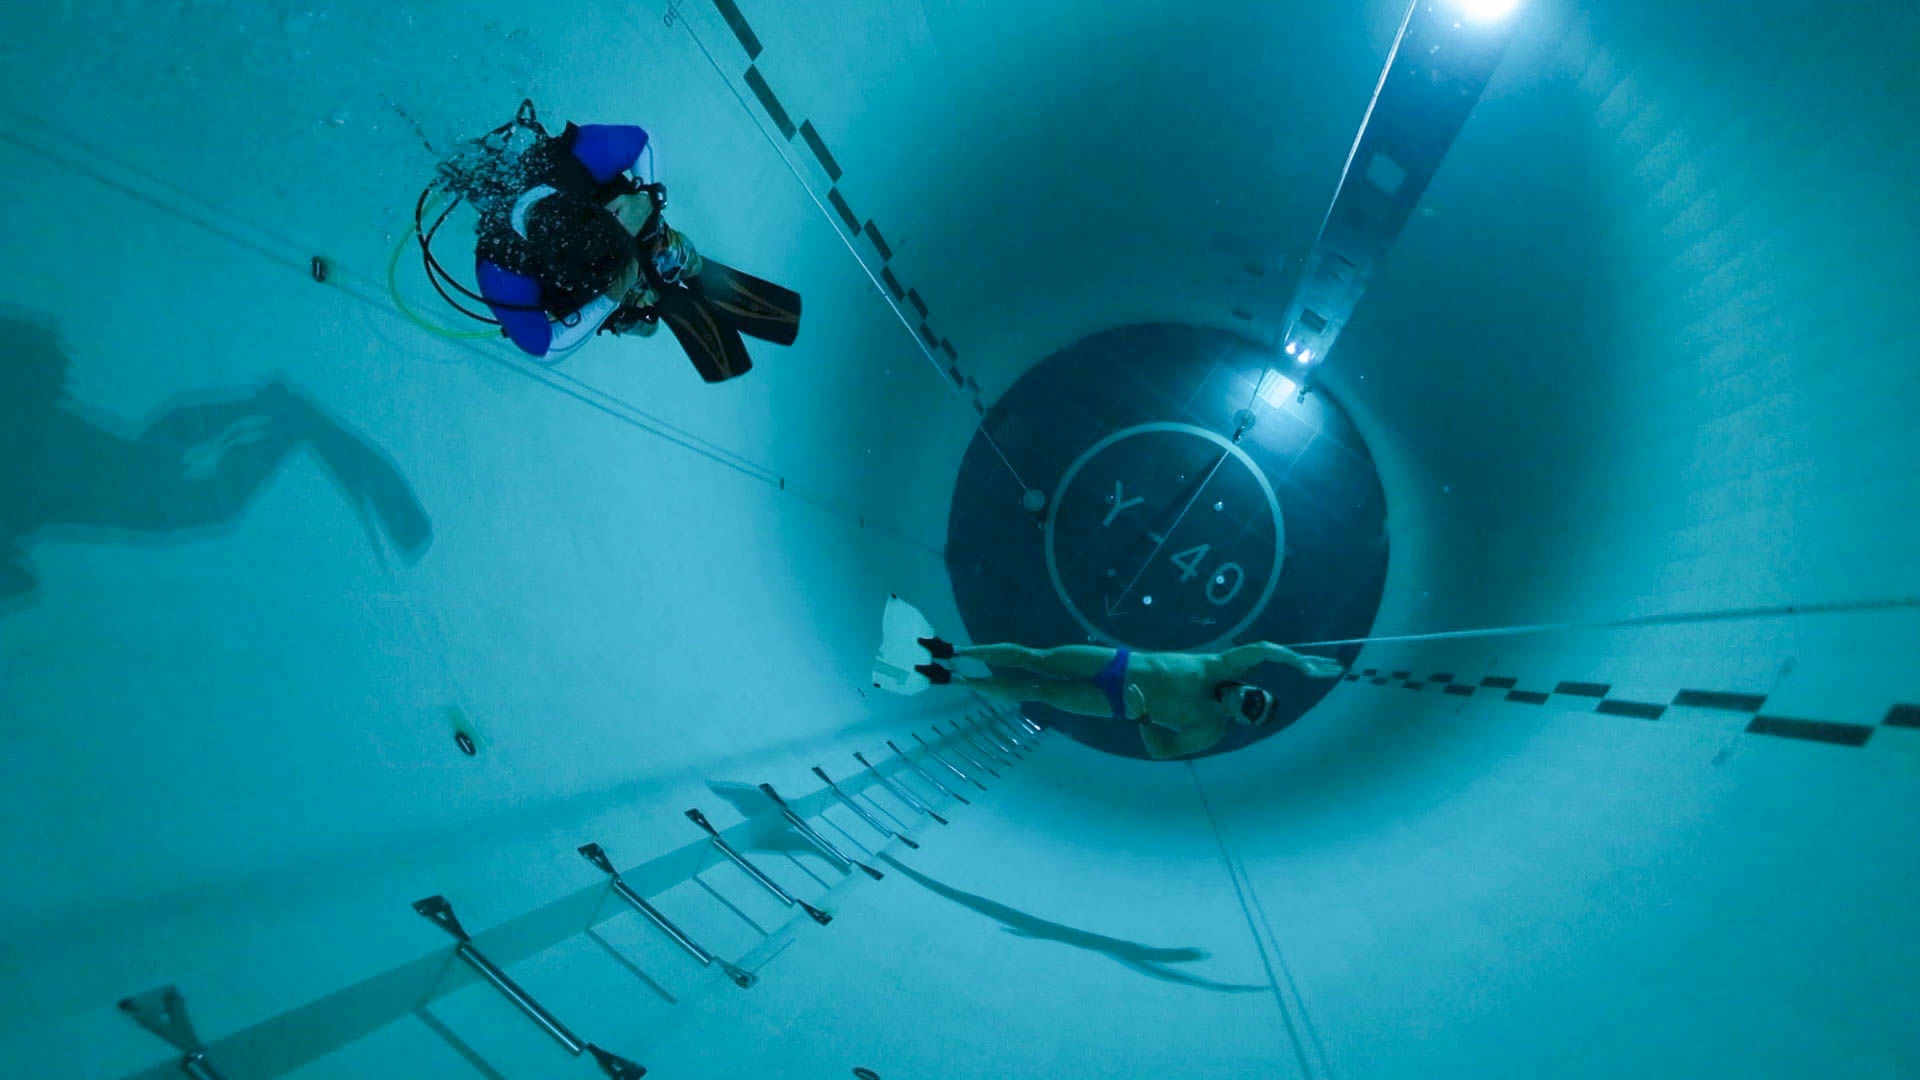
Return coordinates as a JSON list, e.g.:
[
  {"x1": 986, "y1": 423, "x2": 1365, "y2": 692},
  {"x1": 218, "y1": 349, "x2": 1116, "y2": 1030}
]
[{"x1": 2, "y1": 0, "x2": 1917, "y2": 1077}]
